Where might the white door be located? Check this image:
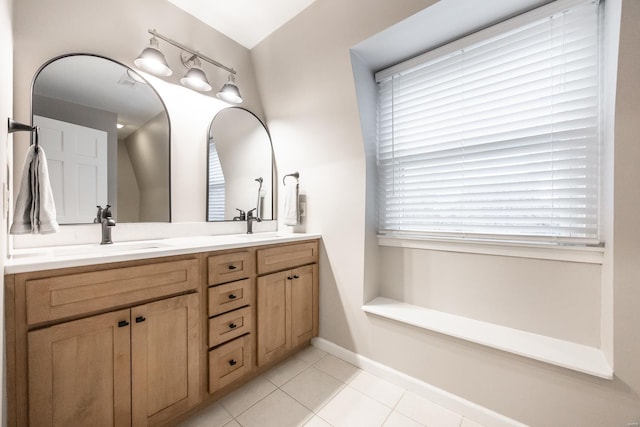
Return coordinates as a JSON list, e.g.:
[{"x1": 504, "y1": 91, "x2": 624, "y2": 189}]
[{"x1": 34, "y1": 115, "x2": 108, "y2": 224}]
